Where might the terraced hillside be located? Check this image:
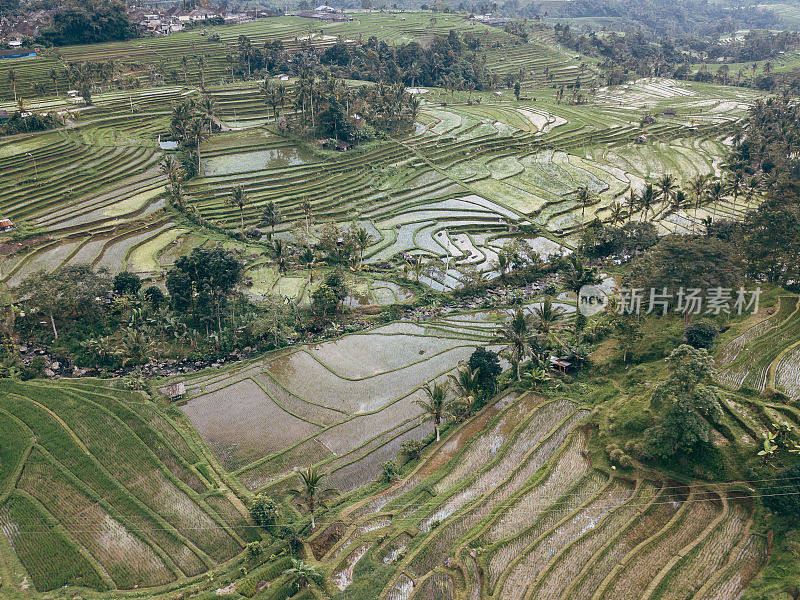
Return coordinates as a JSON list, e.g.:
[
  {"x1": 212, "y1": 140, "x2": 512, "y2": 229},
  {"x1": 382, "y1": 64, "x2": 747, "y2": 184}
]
[
  {"x1": 307, "y1": 390, "x2": 771, "y2": 600},
  {"x1": 716, "y1": 295, "x2": 800, "y2": 397},
  {"x1": 4, "y1": 300, "x2": 796, "y2": 598},
  {"x1": 181, "y1": 77, "x2": 760, "y2": 293},
  {"x1": 0, "y1": 378, "x2": 258, "y2": 593},
  {"x1": 173, "y1": 306, "x2": 561, "y2": 493},
  {"x1": 0, "y1": 13, "x2": 510, "y2": 102}
]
